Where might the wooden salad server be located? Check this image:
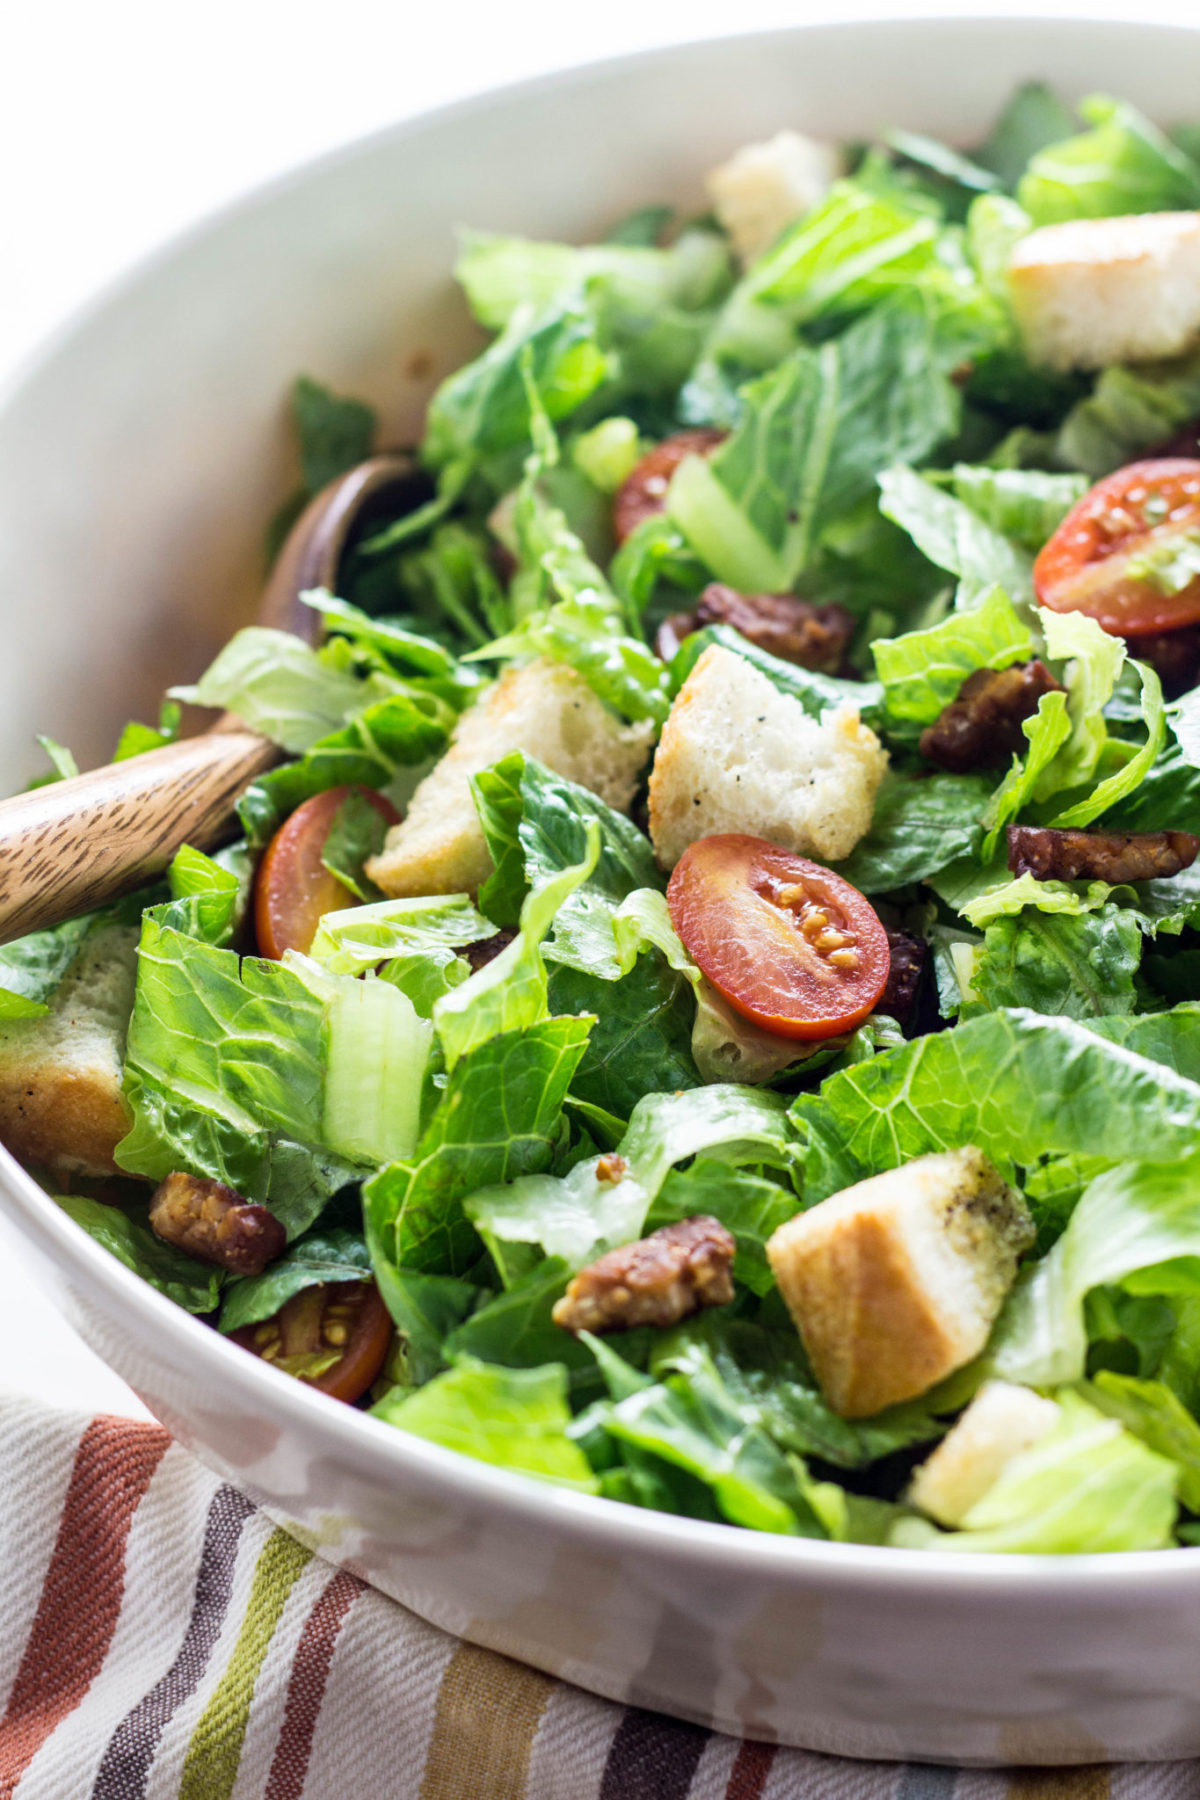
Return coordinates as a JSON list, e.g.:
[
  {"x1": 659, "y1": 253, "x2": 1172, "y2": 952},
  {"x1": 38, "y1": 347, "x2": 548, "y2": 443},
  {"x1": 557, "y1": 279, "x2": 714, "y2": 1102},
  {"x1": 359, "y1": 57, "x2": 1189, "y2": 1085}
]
[{"x1": 0, "y1": 454, "x2": 420, "y2": 944}]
